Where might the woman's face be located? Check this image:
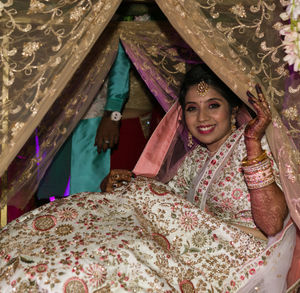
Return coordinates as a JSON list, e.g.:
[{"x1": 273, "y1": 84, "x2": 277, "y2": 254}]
[{"x1": 184, "y1": 84, "x2": 232, "y2": 153}]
